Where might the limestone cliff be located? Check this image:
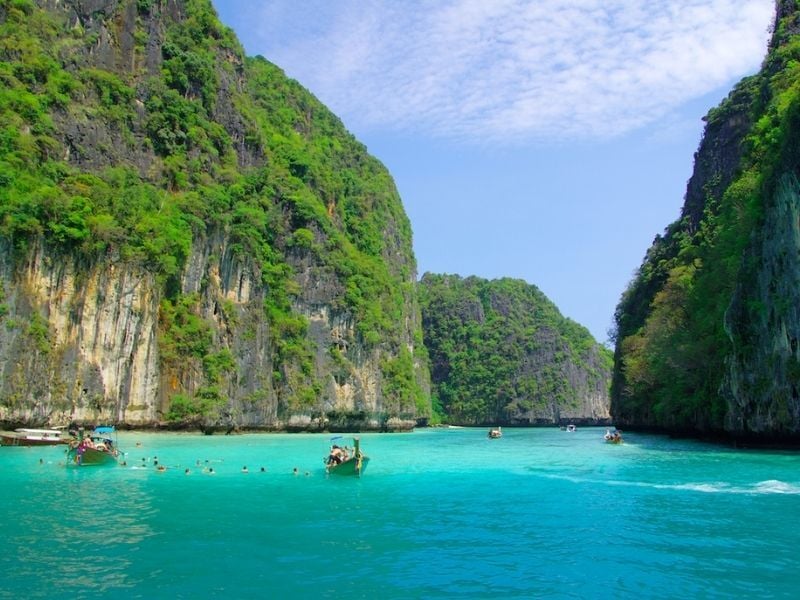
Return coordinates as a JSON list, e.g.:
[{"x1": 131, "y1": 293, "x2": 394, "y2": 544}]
[
  {"x1": 0, "y1": 0, "x2": 428, "y2": 430},
  {"x1": 612, "y1": 1, "x2": 800, "y2": 443},
  {"x1": 419, "y1": 274, "x2": 612, "y2": 426}
]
